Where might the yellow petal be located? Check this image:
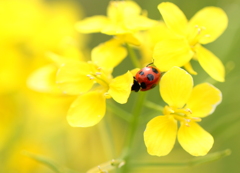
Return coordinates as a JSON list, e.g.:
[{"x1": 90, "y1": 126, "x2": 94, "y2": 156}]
[
  {"x1": 108, "y1": 71, "x2": 133, "y2": 104},
  {"x1": 178, "y1": 122, "x2": 214, "y2": 156},
  {"x1": 67, "y1": 91, "x2": 106, "y2": 127},
  {"x1": 46, "y1": 52, "x2": 81, "y2": 67},
  {"x1": 107, "y1": 1, "x2": 141, "y2": 21},
  {"x1": 56, "y1": 62, "x2": 94, "y2": 95},
  {"x1": 186, "y1": 83, "x2": 222, "y2": 118},
  {"x1": 91, "y1": 39, "x2": 127, "y2": 70},
  {"x1": 125, "y1": 16, "x2": 157, "y2": 31},
  {"x1": 195, "y1": 45, "x2": 225, "y2": 82},
  {"x1": 147, "y1": 21, "x2": 174, "y2": 46},
  {"x1": 188, "y1": 7, "x2": 228, "y2": 44},
  {"x1": 184, "y1": 62, "x2": 197, "y2": 75},
  {"x1": 130, "y1": 68, "x2": 140, "y2": 76},
  {"x1": 27, "y1": 64, "x2": 62, "y2": 94},
  {"x1": 153, "y1": 37, "x2": 194, "y2": 71},
  {"x1": 101, "y1": 23, "x2": 130, "y2": 35},
  {"x1": 158, "y1": 2, "x2": 188, "y2": 36},
  {"x1": 75, "y1": 15, "x2": 110, "y2": 33},
  {"x1": 144, "y1": 116, "x2": 177, "y2": 156},
  {"x1": 160, "y1": 67, "x2": 193, "y2": 108}
]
